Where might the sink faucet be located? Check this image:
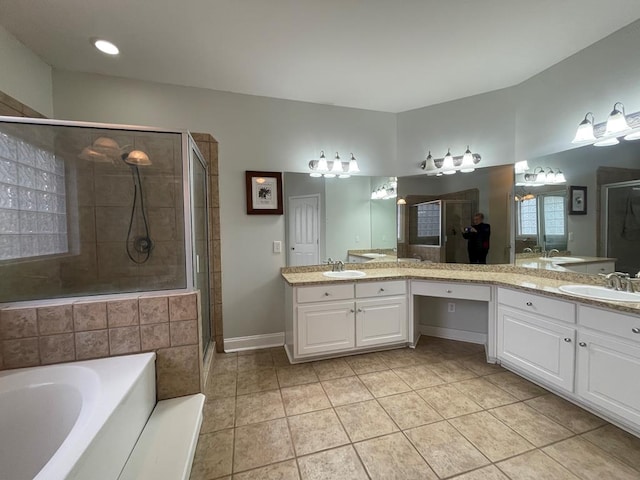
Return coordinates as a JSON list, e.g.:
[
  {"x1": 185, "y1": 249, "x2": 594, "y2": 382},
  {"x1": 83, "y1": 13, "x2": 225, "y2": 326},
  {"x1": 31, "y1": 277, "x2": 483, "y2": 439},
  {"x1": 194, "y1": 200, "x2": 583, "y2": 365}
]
[
  {"x1": 332, "y1": 260, "x2": 345, "y2": 272},
  {"x1": 544, "y1": 249, "x2": 560, "y2": 258},
  {"x1": 603, "y1": 272, "x2": 631, "y2": 291},
  {"x1": 523, "y1": 247, "x2": 533, "y2": 253}
]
